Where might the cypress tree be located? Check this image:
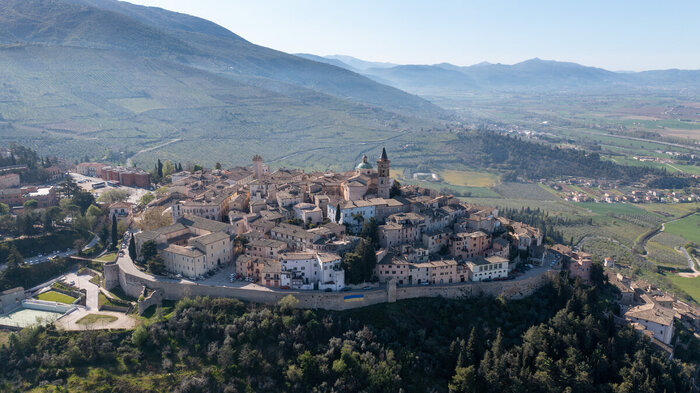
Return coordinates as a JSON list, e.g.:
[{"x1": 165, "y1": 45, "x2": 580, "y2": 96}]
[
  {"x1": 128, "y1": 235, "x2": 137, "y2": 261},
  {"x1": 111, "y1": 214, "x2": 118, "y2": 250},
  {"x1": 335, "y1": 203, "x2": 341, "y2": 223},
  {"x1": 157, "y1": 159, "x2": 163, "y2": 179}
]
